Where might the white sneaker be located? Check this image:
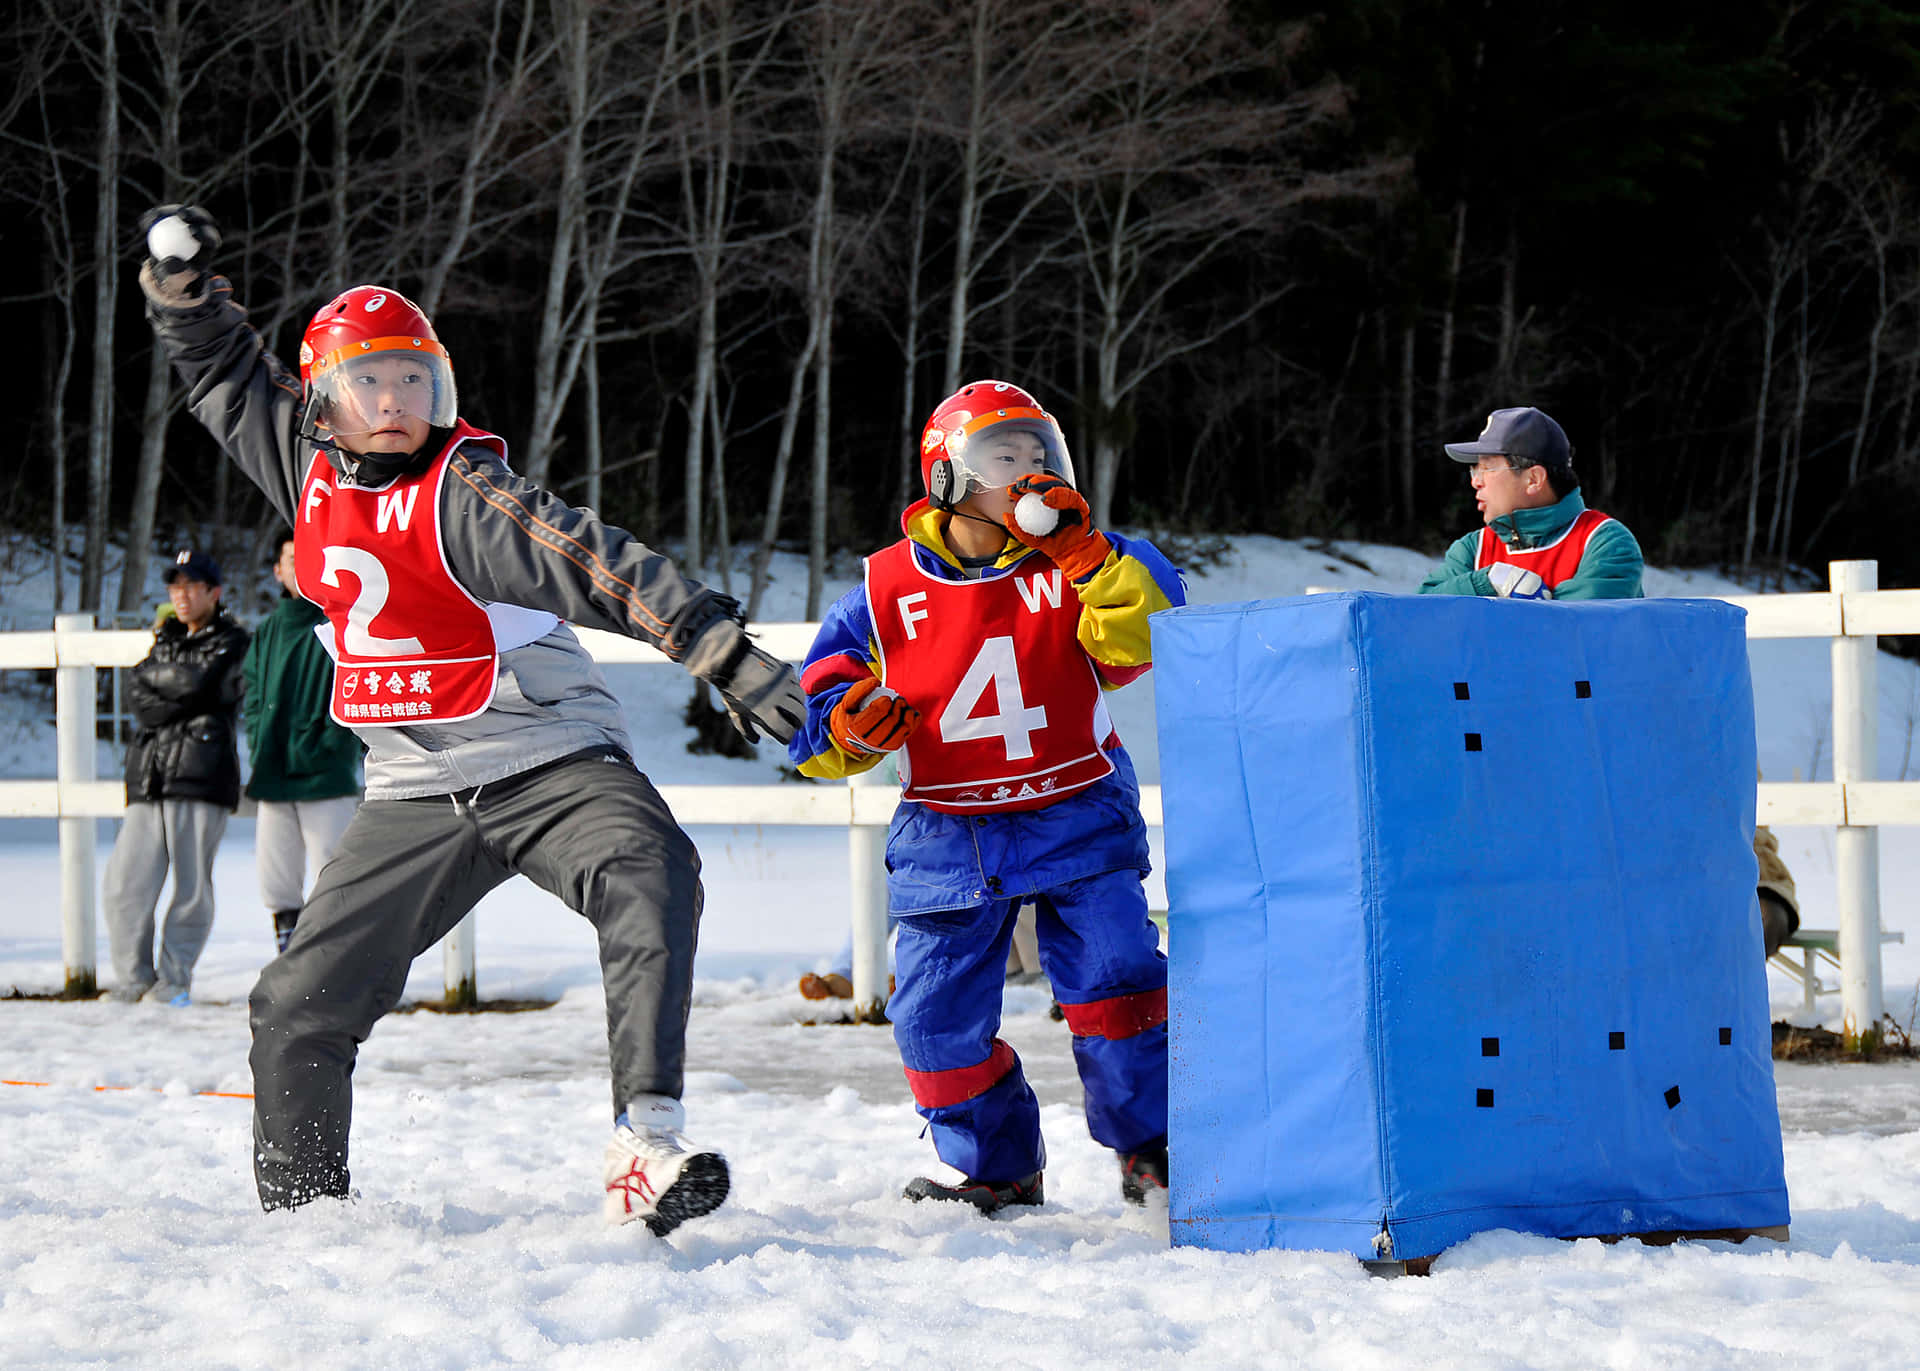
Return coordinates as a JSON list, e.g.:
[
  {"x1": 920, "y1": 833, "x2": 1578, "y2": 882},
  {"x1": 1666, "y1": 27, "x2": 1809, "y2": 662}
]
[{"x1": 602, "y1": 1099, "x2": 729, "y2": 1236}]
